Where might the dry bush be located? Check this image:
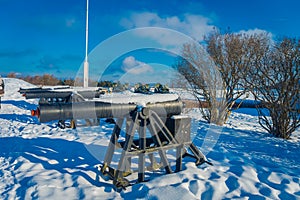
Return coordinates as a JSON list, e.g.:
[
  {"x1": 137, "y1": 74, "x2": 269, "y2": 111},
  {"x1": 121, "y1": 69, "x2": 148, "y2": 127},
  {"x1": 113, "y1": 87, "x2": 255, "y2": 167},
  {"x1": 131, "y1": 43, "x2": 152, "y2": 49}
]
[
  {"x1": 248, "y1": 37, "x2": 300, "y2": 139},
  {"x1": 7, "y1": 72, "x2": 17, "y2": 78},
  {"x1": 176, "y1": 32, "x2": 262, "y2": 125},
  {"x1": 23, "y1": 74, "x2": 60, "y2": 86},
  {"x1": 176, "y1": 42, "x2": 227, "y2": 125}
]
